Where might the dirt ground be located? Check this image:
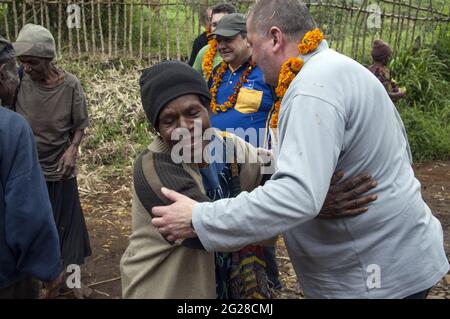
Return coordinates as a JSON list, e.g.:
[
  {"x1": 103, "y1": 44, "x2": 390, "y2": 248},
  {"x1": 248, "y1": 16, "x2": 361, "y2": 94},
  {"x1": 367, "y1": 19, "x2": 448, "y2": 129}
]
[{"x1": 73, "y1": 161, "x2": 450, "y2": 299}]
